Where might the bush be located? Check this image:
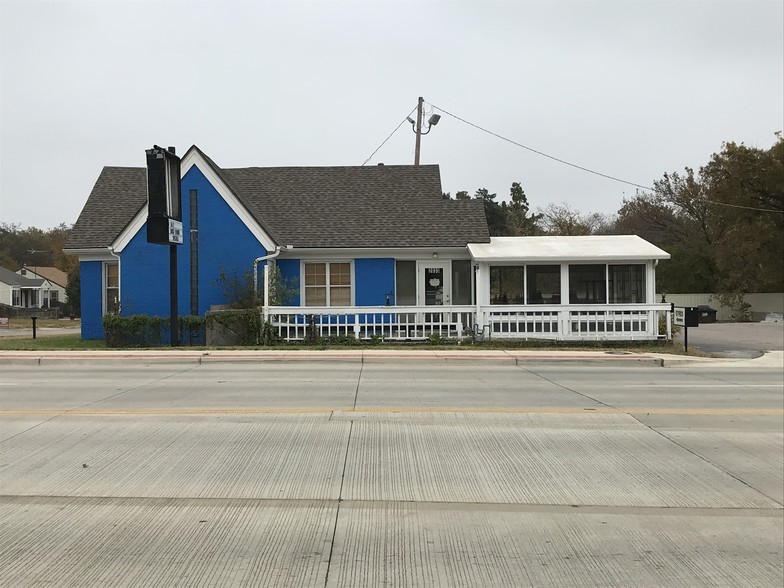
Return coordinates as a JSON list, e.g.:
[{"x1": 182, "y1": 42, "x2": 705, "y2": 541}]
[
  {"x1": 103, "y1": 314, "x2": 205, "y2": 347},
  {"x1": 205, "y1": 309, "x2": 261, "y2": 346}
]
